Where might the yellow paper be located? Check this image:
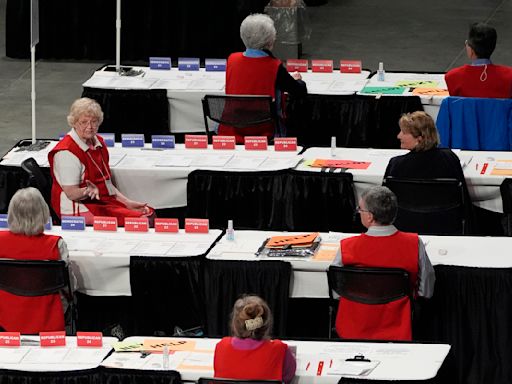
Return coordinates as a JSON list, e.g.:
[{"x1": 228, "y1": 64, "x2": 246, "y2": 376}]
[
  {"x1": 142, "y1": 339, "x2": 196, "y2": 352},
  {"x1": 112, "y1": 341, "x2": 144, "y2": 352},
  {"x1": 396, "y1": 80, "x2": 438, "y2": 88}
]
